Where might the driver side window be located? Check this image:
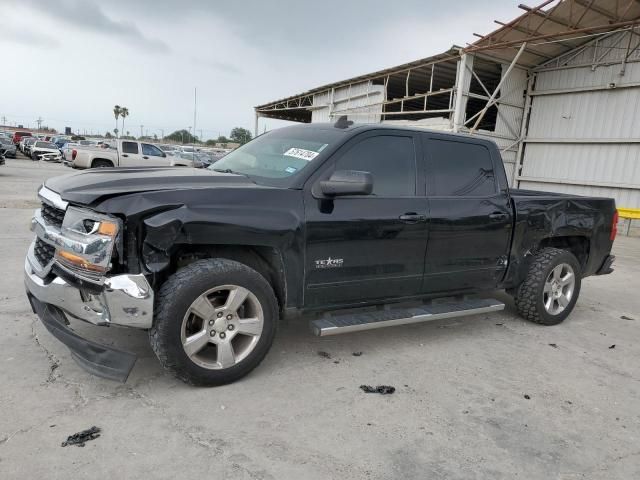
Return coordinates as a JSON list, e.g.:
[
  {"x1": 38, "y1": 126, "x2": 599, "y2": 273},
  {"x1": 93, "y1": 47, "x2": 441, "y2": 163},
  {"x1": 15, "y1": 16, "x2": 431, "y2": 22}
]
[{"x1": 335, "y1": 135, "x2": 416, "y2": 197}]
